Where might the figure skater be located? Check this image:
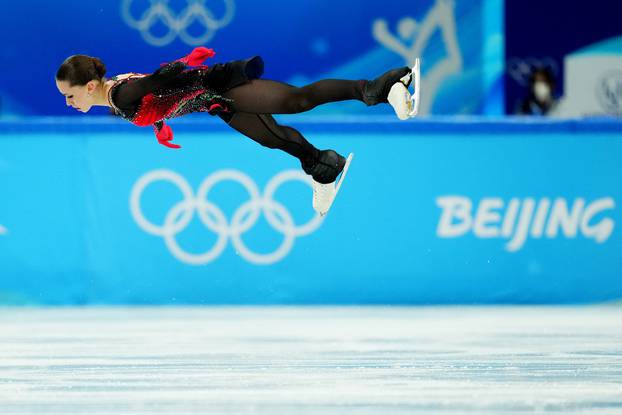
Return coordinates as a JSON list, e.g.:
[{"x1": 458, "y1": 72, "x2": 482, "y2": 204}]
[{"x1": 55, "y1": 47, "x2": 419, "y2": 215}]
